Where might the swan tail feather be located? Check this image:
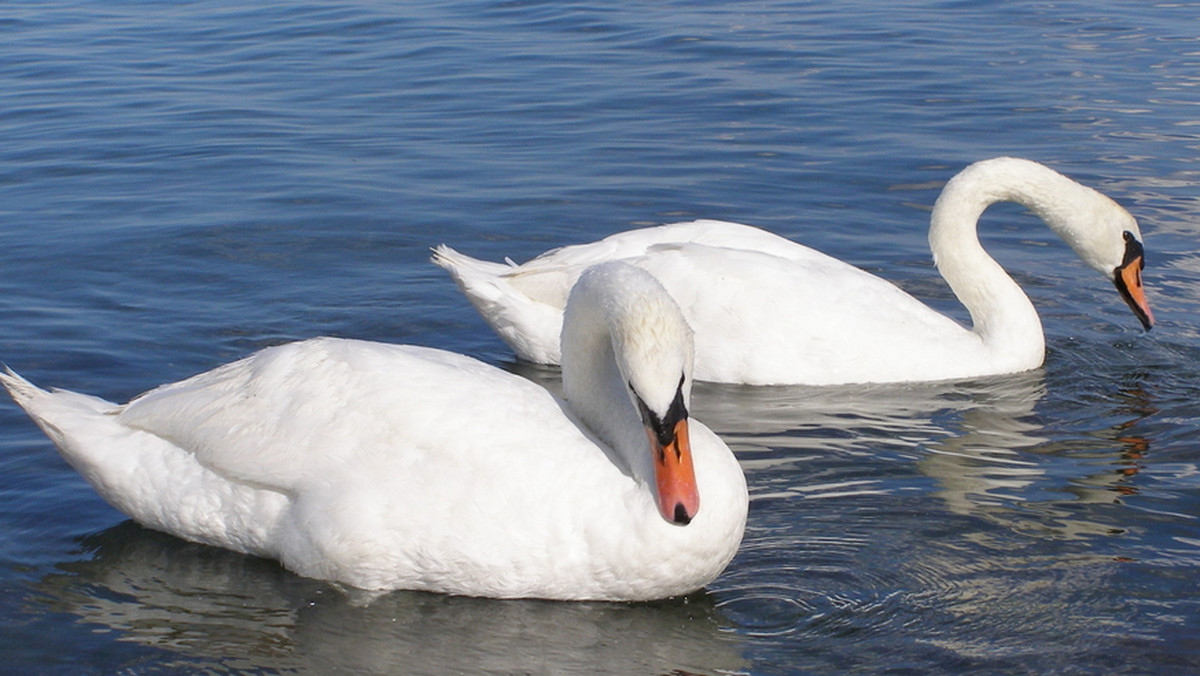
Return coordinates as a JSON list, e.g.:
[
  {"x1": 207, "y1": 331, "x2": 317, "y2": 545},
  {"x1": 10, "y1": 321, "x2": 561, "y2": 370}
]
[
  {"x1": 1, "y1": 368, "x2": 118, "y2": 447},
  {"x1": 430, "y1": 244, "x2": 514, "y2": 277},
  {"x1": 431, "y1": 245, "x2": 567, "y2": 364},
  {"x1": 1, "y1": 367, "x2": 284, "y2": 556}
]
